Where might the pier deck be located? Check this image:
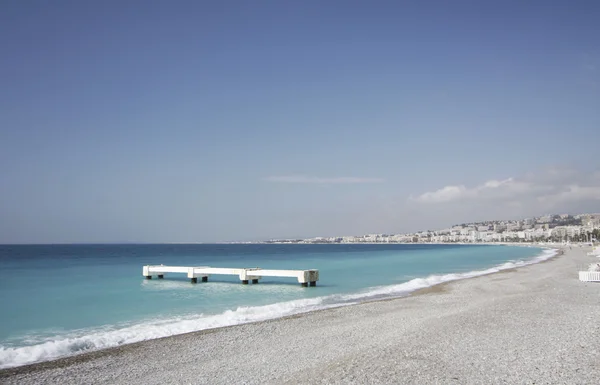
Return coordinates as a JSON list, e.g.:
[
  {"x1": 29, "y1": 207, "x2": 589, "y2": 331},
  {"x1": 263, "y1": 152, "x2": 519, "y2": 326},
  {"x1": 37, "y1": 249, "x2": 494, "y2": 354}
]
[{"x1": 142, "y1": 265, "x2": 319, "y2": 286}]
